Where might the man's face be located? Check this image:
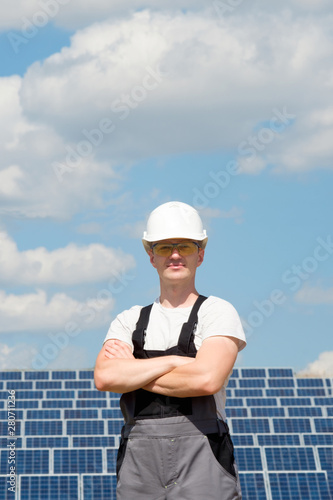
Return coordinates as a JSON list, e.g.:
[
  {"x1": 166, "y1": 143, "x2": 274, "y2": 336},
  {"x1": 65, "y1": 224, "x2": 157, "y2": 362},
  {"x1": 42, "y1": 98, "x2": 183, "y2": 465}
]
[{"x1": 148, "y1": 239, "x2": 204, "y2": 284}]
